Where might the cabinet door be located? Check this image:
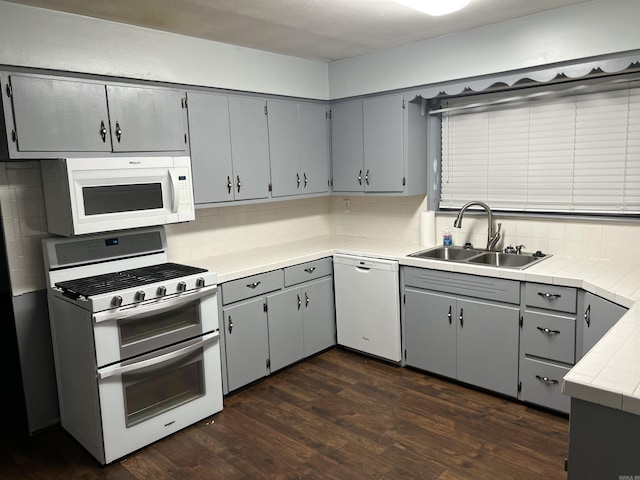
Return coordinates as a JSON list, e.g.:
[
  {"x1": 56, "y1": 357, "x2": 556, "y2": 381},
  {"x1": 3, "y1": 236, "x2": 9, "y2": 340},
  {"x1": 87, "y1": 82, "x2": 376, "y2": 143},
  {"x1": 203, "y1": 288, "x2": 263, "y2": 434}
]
[
  {"x1": 8, "y1": 74, "x2": 111, "y2": 153},
  {"x1": 223, "y1": 298, "x2": 269, "y2": 392},
  {"x1": 363, "y1": 94, "x2": 404, "y2": 193},
  {"x1": 404, "y1": 288, "x2": 457, "y2": 378},
  {"x1": 228, "y1": 96, "x2": 271, "y2": 201},
  {"x1": 106, "y1": 85, "x2": 187, "y2": 152},
  {"x1": 302, "y1": 277, "x2": 335, "y2": 357},
  {"x1": 456, "y1": 298, "x2": 520, "y2": 397},
  {"x1": 268, "y1": 100, "x2": 301, "y2": 198},
  {"x1": 299, "y1": 102, "x2": 330, "y2": 194},
  {"x1": 267, "y1": 289, "x2": 305, "y2": 372},
  {"x1": 187, "y1": 92, "x2": 234, "y2": 204},
  {"x1": 331, "y1": 100, "x2": 364, "y2": 192},
  {"x1": 581, "y1": 292, "x2": 627, "y2": 358}
]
